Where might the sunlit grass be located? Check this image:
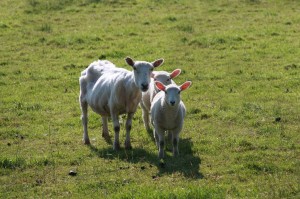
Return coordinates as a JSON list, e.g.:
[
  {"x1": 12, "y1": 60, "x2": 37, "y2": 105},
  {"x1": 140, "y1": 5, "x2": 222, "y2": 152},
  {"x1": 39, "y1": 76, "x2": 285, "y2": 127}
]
[{"x1": 0, "y1": 0, "x2": 299, "y2": 198}]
